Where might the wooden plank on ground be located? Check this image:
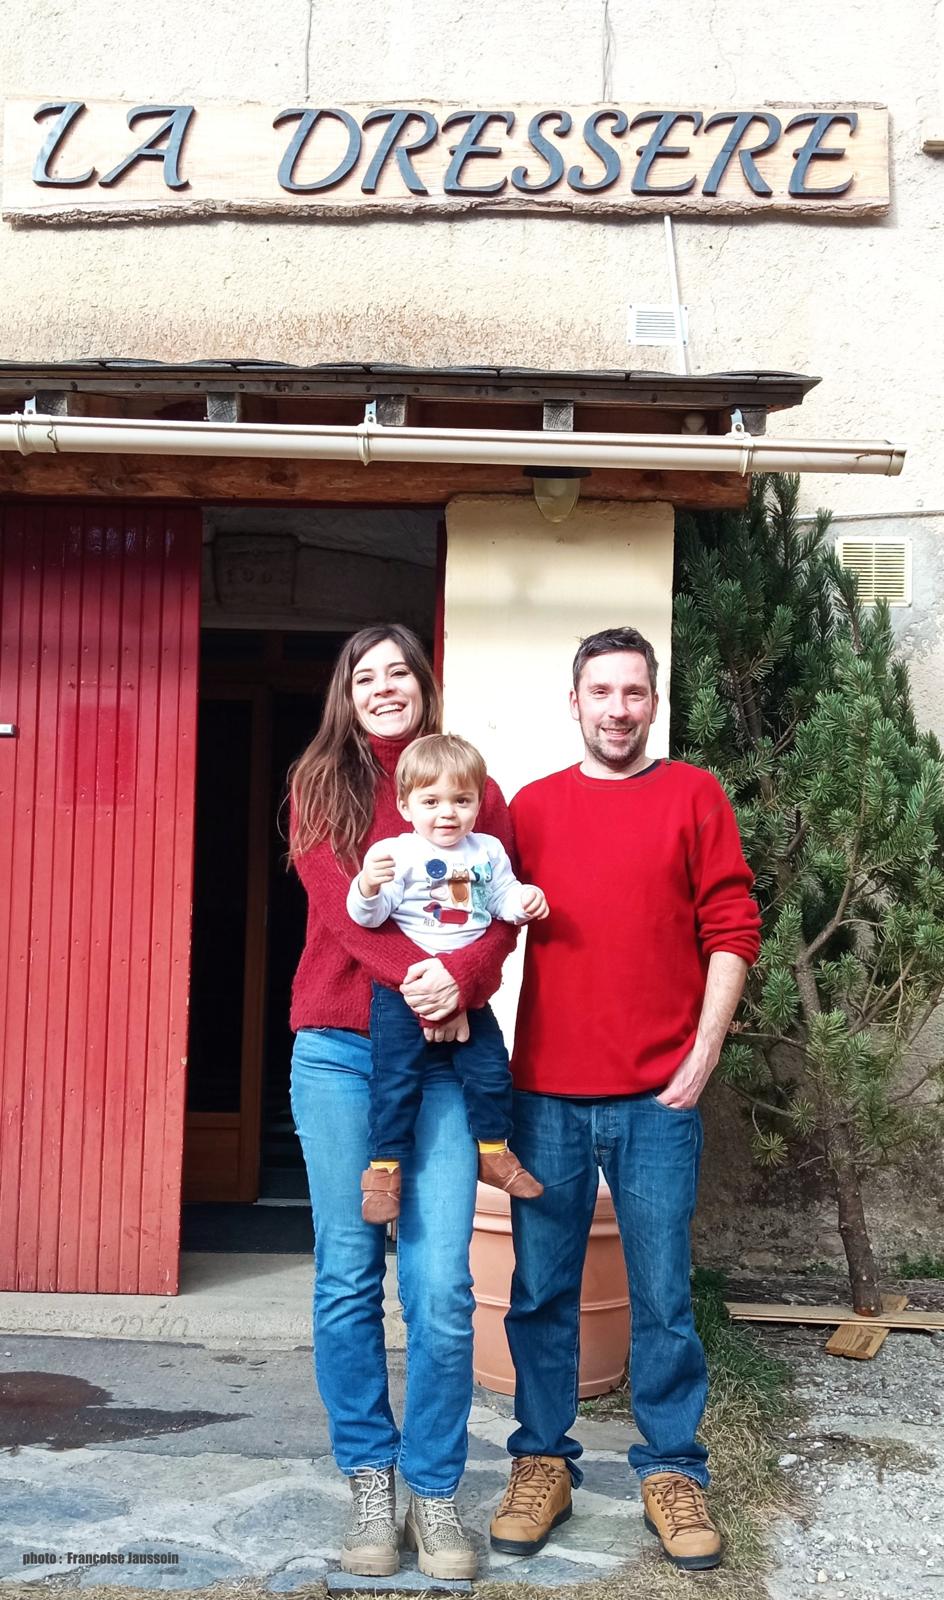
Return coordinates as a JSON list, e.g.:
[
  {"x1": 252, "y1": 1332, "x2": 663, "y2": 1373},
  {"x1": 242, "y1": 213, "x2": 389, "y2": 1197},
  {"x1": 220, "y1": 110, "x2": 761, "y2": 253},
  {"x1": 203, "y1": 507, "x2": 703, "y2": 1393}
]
[
  {"x1": 824, "y1": 1294, "x2": 909, "y2": 1360},
  {"x1": 725, "y1": 1301, "x2": 944, "y2": 1330}
]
